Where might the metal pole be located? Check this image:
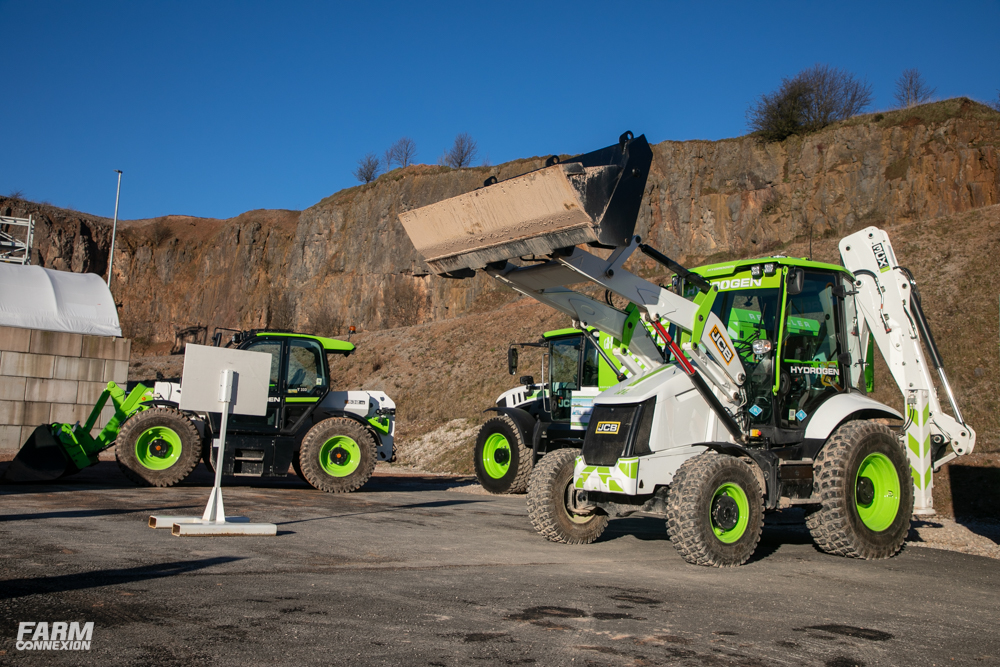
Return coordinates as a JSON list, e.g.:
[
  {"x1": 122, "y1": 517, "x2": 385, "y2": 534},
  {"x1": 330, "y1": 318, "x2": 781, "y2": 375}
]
[{"x1": 107, "y1": 170, "x2": 122, "y2": 287}]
